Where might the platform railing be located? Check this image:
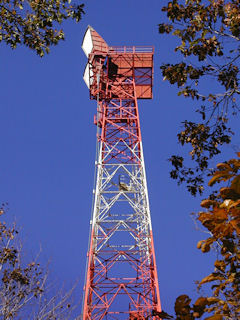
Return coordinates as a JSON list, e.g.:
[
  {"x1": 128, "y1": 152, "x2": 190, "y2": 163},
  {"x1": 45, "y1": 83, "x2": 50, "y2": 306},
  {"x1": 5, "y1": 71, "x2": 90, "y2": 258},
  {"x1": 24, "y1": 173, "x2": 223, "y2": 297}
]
[{"x1": 109, "y1": 46, "x2": 154, "y2": 53}]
